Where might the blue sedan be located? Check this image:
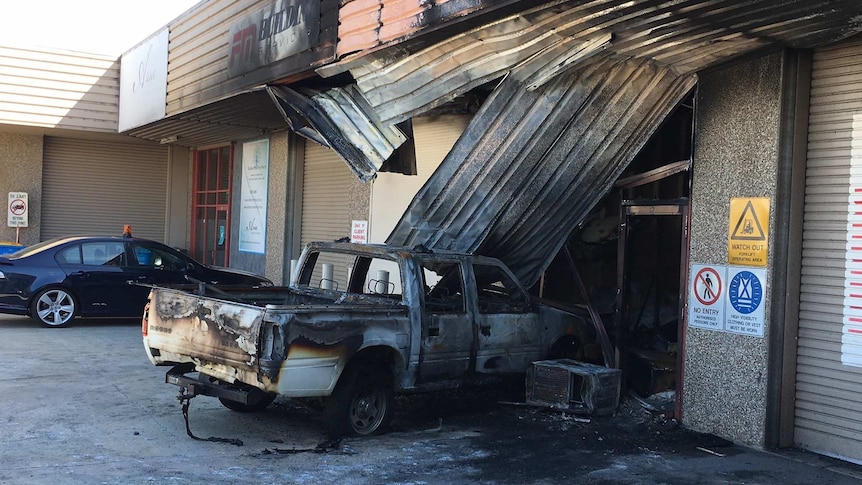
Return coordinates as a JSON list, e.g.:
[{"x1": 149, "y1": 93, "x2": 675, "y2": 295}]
[{"x1": 0, "y1": 235, "x2": 273, "y2": 327}]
